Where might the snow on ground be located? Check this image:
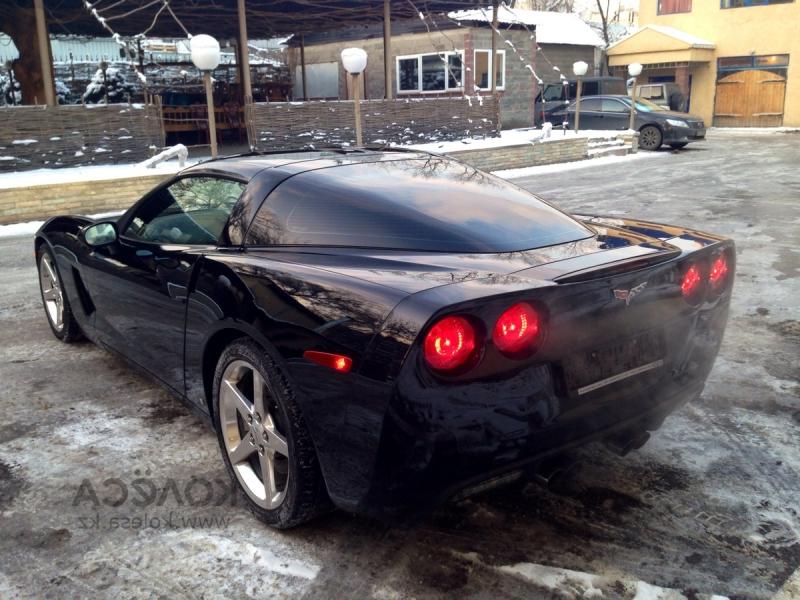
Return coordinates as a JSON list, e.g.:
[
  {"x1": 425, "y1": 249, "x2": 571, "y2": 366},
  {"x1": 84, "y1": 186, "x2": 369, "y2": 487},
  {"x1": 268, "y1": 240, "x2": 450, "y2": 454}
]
[
  {"x1": 455, "y1": 552, "x2": 729, "y2": 599},
  {"x1": 493, "y1": 150, "x2": 669, "y2": 179},
  {"x1": 0, "y1": 210, "x2": 123, "y2": 239},
  {"x1": 707, "y1": 126, "x2": 800, "y2": 135},
  {"x1": 0, "y1": 157, "x2": 197, "y2": 190},
  {"x1": 408, "y1": 128, "x2": 627, "y2": 154}
]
